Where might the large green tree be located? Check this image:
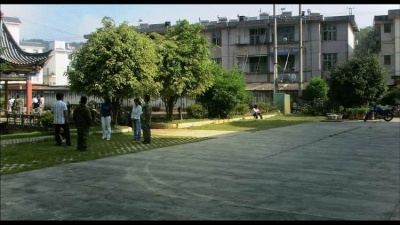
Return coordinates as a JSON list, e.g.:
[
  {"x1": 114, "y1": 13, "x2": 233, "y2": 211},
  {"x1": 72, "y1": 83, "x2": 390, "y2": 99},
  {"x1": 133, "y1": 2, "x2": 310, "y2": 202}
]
[
  {"x1": 196, "y1": 65, "x2": 251, "y2": 118},
  {"x1": 354, "y1": 26, "x2": 378, "y2": 56},
  {"x1": 328, "y1": 54, "x2": 388, "y2": 108},
  {"x1": 151, "y1": 20, "x2": 215, "y2": 121},
  {"x1": 66, "y1": 17, "x2": 161, "y2": 123}
]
